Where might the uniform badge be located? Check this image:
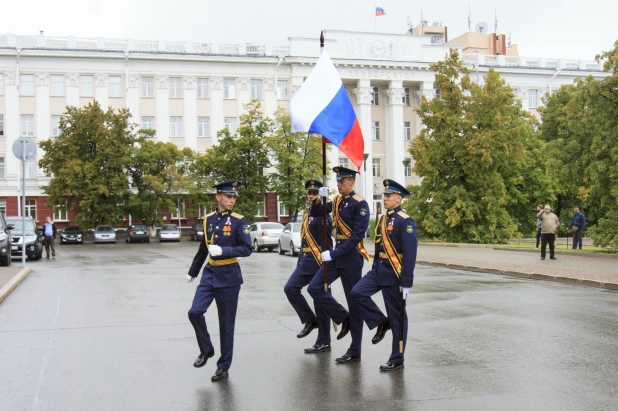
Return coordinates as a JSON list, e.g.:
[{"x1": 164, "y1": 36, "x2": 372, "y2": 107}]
[
  {"x1": 223, "y1": 217, "x2": 232, "y2": 236},
  {"x1": 360, "y1": 208, "x2": 367, "y2": 216},
  {"x1": 406, "y1": 225, "x2": 414, "y2": 234},
  {"x1": 243, "y1": 225, "x2": 250, "y2": 234}
]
